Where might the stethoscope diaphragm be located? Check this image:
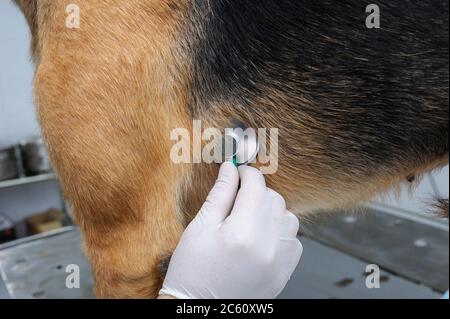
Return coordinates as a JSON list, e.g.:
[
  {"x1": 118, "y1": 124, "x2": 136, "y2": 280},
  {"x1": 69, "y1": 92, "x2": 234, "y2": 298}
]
[{"x1": 223, "y1": 125, "x2": 259, "y2": 166}]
